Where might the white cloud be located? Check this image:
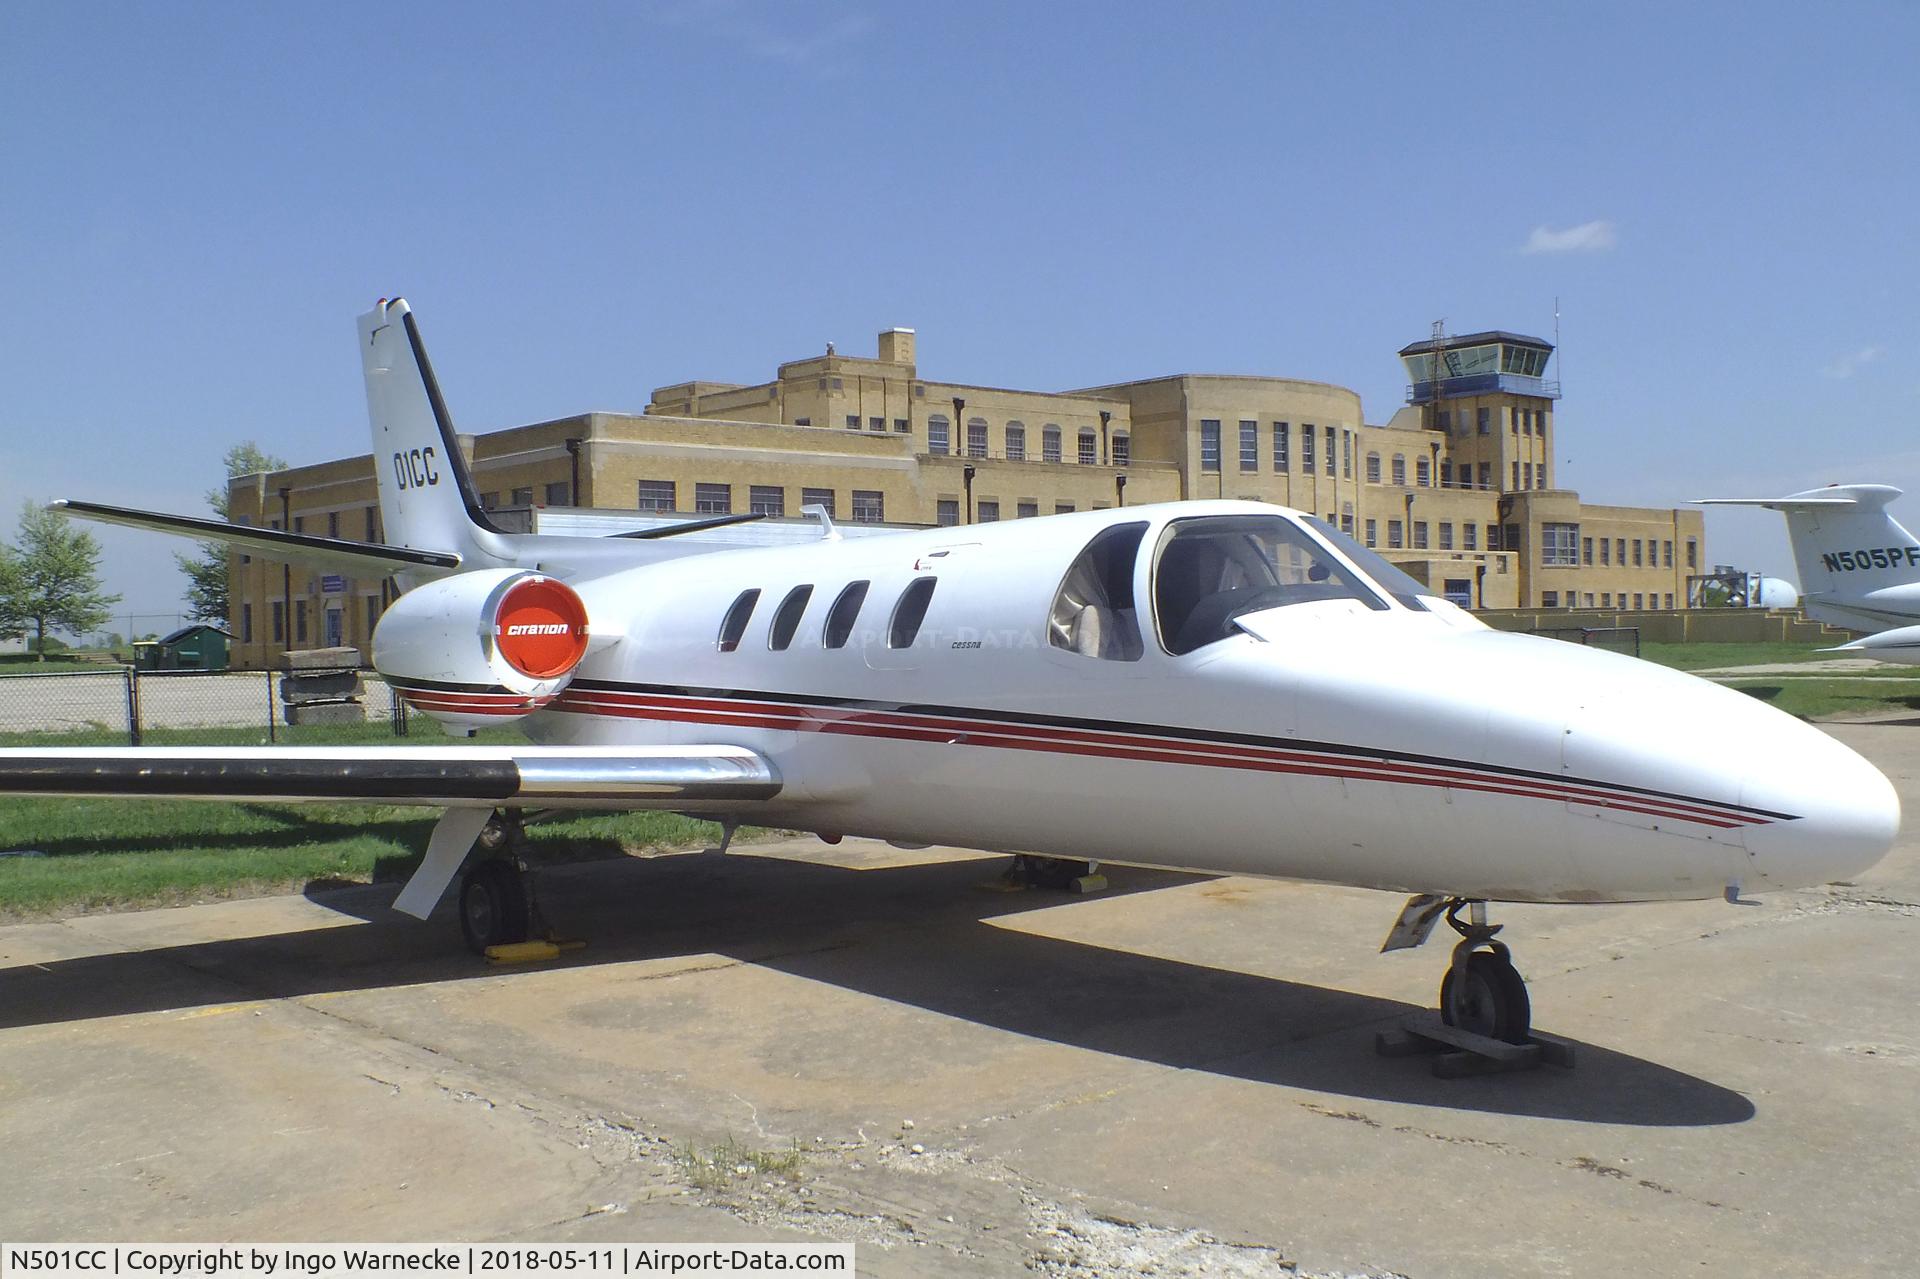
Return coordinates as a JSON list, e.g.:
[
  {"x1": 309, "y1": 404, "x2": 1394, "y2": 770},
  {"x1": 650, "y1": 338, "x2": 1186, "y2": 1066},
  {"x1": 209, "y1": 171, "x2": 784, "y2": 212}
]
[
  {"x1": 1822, "y1": 345, "x2": 1886, "y2": 379},
  {"x1": 647, "y1": 2, "x2": 874, "y2": 73},
  {"x1": 1520, "y1": 220, "x2": 1618, "y2": 255}
]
